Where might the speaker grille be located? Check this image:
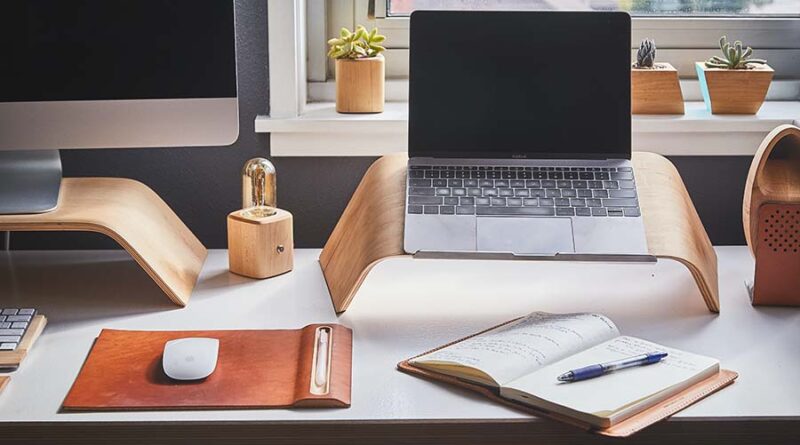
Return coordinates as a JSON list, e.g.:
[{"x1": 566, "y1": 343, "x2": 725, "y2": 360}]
[{"x1": 763, "y1": 208, "x2": 800, "y2": 253}]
